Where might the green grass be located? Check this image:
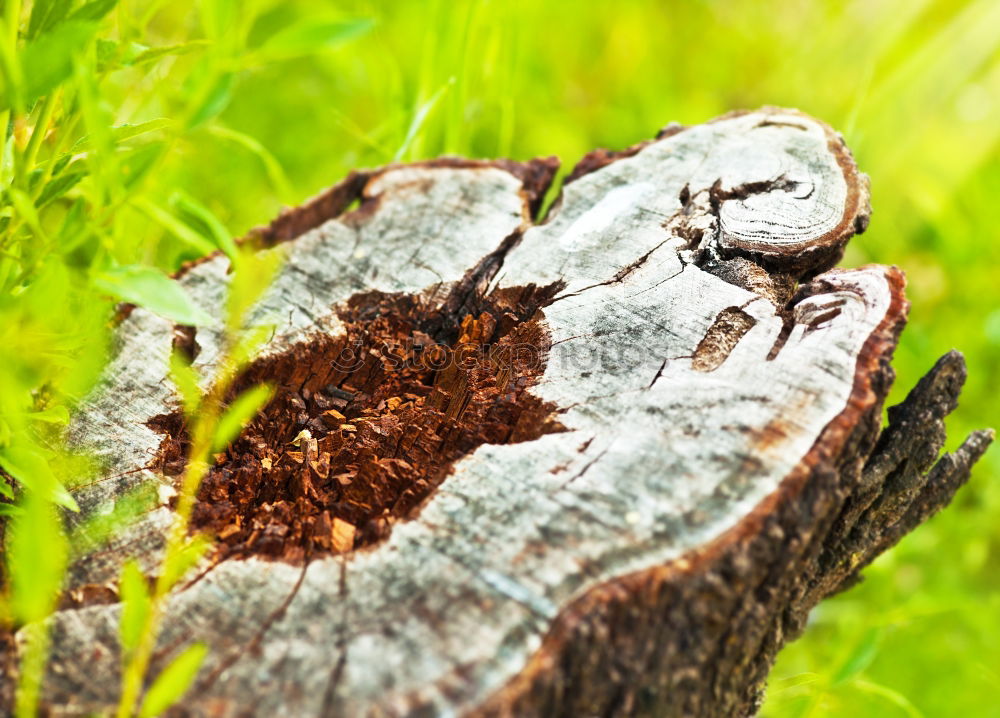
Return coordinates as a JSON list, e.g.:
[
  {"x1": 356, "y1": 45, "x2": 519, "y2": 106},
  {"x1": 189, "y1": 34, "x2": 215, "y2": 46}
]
[{"x1": 1, "y1": 1, "x2": 997, "y2": 715}]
